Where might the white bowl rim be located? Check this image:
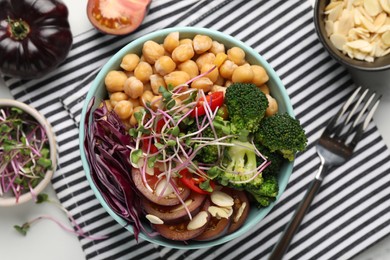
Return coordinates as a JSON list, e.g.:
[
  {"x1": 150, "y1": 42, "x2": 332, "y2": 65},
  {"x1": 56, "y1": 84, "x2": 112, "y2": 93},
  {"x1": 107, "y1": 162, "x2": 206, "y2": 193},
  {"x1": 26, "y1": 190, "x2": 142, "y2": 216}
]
[{"x1": 0, "y1": 99, "x2": 57, "y2": 206}]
